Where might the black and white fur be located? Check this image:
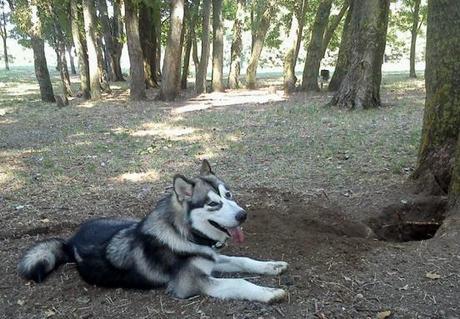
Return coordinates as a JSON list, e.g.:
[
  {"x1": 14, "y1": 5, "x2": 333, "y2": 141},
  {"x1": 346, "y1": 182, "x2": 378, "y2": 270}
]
[{"x1": 18, "y1": 160, "x2": 288, "y2": 303}]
